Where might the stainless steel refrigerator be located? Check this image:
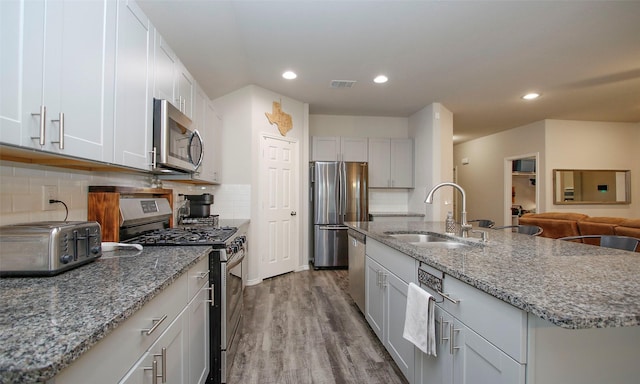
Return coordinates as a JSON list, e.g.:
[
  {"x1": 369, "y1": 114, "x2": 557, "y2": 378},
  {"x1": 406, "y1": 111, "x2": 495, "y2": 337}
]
[{"x1": 310, "y1": 161, "x2": 368, "y2": 268}]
